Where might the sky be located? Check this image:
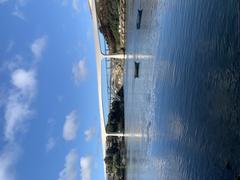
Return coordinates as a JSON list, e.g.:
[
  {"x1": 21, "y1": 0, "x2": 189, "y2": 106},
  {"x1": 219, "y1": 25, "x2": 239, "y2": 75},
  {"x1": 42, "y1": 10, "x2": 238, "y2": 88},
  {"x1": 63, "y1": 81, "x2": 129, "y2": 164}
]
[{"x1": 0, "y1": 0, "x2": 105, "y2": 179}]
